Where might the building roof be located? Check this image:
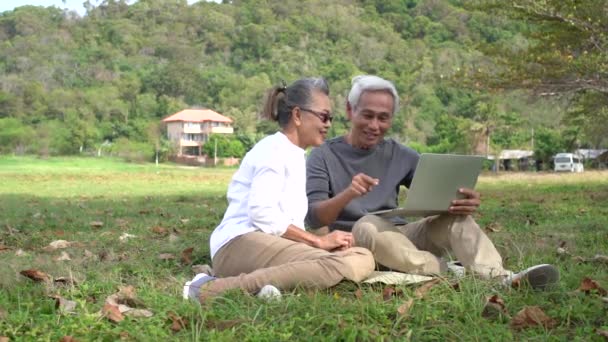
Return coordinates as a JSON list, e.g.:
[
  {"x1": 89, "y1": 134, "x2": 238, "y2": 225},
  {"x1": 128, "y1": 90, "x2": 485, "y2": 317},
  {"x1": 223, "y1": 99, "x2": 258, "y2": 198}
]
[
  {"x1": 487, "y1": 149, "x2": 534, "y2": 160},
  {"x1": 162, "y1": 109, "x2": 233, "y2": 123}
]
